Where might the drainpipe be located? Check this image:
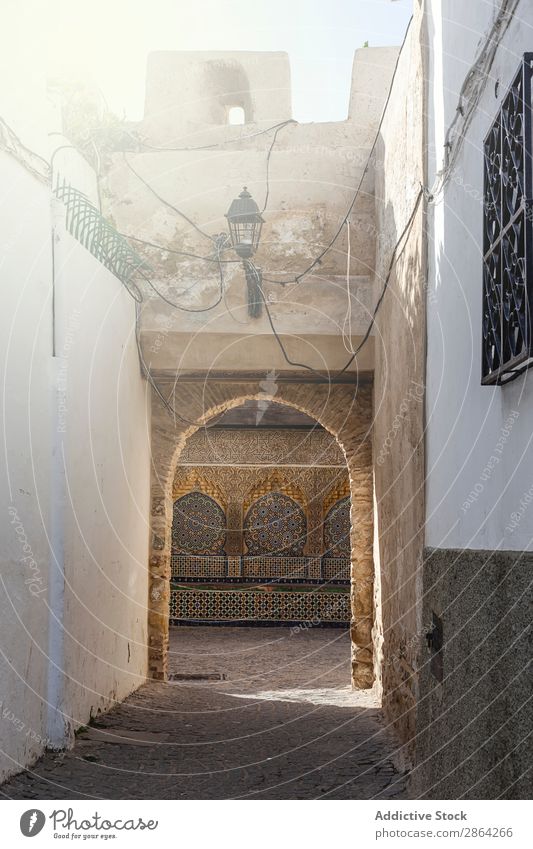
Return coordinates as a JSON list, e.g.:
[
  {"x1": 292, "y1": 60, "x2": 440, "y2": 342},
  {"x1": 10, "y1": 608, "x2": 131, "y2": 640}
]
[{"x1": 46, "y1": 198, "x2": 70, "y2": 749}]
